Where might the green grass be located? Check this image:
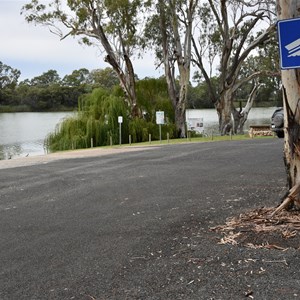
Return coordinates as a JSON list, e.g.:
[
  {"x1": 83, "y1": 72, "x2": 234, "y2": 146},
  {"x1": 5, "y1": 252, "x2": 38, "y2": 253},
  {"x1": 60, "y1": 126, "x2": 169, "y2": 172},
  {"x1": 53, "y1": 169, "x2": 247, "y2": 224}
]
[
  {"x1": 90, "y1": 133, "x2": 275, "y2": 149},
  {"x1": 0, "y1": 105, "x2": 31, "y2": 112},
  {"x1": 131, "y1": 134, "x2": 273, "y2": 146},
  {"x1": 48, "y1": 133, "x2": 276, "y2": 156}
]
